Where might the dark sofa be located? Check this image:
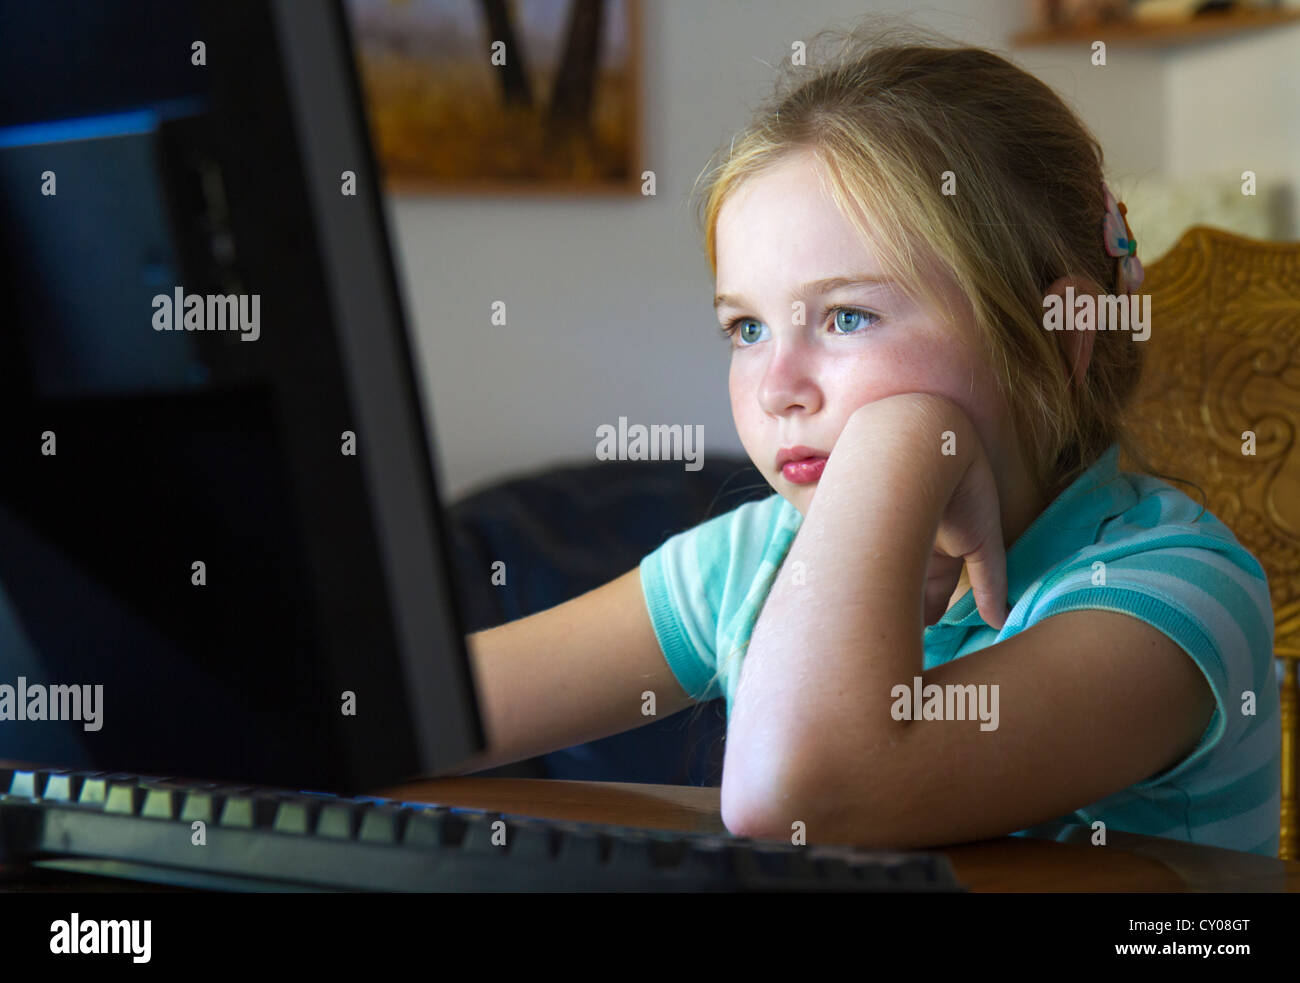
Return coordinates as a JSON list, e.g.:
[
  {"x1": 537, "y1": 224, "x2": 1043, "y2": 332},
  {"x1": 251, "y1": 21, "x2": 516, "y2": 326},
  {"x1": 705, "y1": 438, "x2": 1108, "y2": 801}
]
[{"x1": 444, "y1": 454, "x2": 771, "y2": 786}]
